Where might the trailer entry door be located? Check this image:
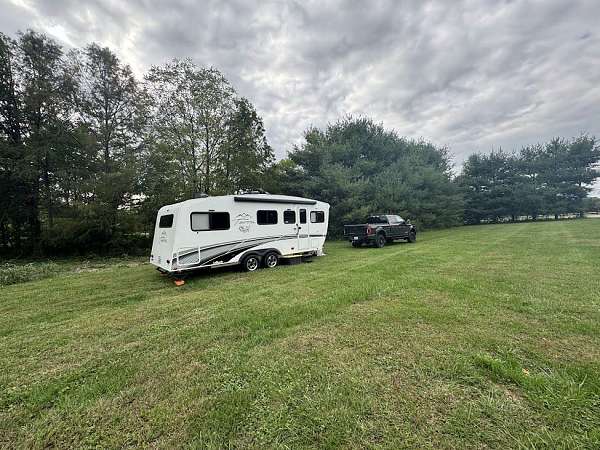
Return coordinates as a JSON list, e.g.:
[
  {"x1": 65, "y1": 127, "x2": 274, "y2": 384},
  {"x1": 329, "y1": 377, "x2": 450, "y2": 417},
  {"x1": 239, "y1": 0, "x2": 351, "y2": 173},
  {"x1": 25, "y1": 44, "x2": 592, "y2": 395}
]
[{"x1": 298, "y1": 207, "x2": 309, "y2": 250}]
